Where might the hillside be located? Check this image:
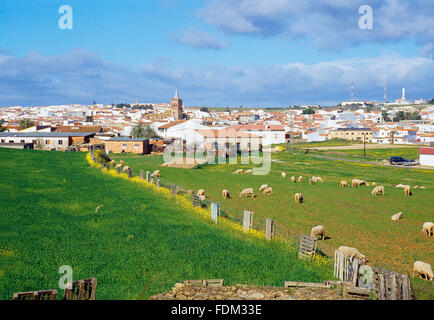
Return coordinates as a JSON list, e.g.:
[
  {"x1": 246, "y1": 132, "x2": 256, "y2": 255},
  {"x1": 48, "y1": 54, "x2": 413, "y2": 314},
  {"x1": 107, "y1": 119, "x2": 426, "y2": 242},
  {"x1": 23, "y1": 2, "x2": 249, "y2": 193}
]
[{"x1": 0, "y1": 149, "x2": 330, "y2": 300}]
